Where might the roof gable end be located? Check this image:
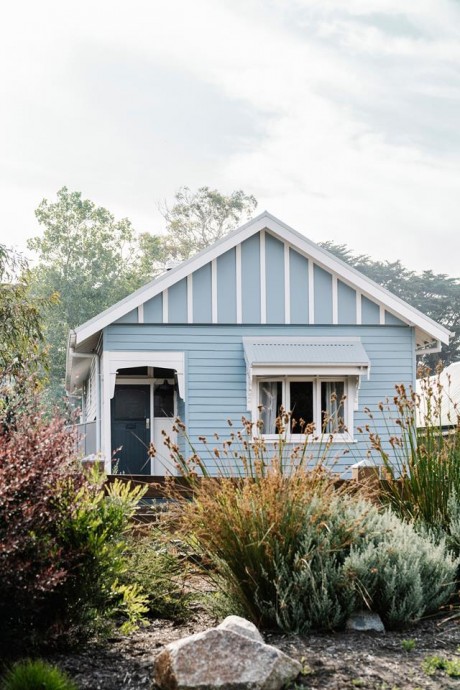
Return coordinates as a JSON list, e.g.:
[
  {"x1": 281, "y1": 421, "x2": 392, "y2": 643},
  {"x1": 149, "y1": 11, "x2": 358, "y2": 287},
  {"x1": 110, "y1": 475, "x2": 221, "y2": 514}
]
[{"x1": 73, "y1": 211, "x2": 450, "y2": 348}]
